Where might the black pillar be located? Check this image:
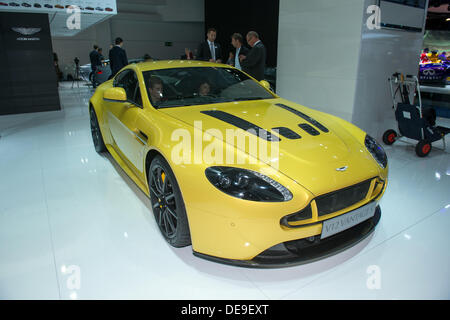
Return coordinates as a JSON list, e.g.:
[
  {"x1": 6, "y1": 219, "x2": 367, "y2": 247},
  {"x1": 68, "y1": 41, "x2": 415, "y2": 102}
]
[{"x1": 0, "y1": 12, "x2": 60, "y2": 115}]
